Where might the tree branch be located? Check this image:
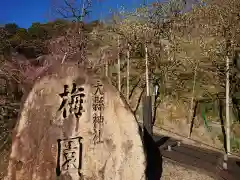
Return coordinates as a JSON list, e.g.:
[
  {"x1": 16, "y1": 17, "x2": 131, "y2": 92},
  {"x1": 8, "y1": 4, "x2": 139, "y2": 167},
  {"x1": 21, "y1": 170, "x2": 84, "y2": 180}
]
[
  {"x1": 55, "y1": 0, "x2": 92, "y2": 21},
  {"x1": 133, "y1": 85, "x2": 146, "y2": 115},
  {"x1": 129, "y1": 78, "x2": 141, "y2": 99}
]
